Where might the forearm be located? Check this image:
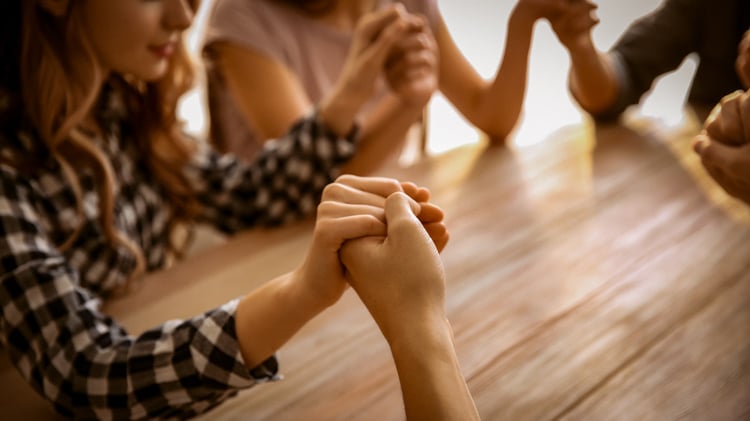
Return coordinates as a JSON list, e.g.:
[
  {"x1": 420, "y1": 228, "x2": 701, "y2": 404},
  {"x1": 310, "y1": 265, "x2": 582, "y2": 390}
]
[
  {"x1": 387, "y1": 315, "x2": 479, "y2": 420},
  {"x1": 235, "y1": 270, "x2": 329, "y2": 368},
  {"x1": 340, "y1": 95, "x2": 426, "y2": 175},
  {"x1": 476, "y1": 5, "x2": 537, "y2": 140},
  {"x1": 567, "y1": 35, "x2": 619, "y2": 114},
  {"x1": 318, "y1": 85, "x2": 365, "y2": 139}
]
